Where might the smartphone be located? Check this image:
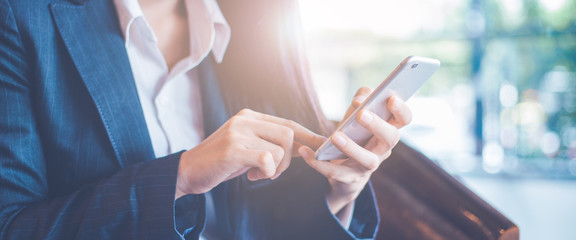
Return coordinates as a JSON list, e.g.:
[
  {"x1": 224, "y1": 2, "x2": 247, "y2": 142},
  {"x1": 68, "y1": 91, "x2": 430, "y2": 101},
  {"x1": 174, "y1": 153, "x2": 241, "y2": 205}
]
[{"x1": 314, "y1": 56, "x2": 440, "y2": 160}]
